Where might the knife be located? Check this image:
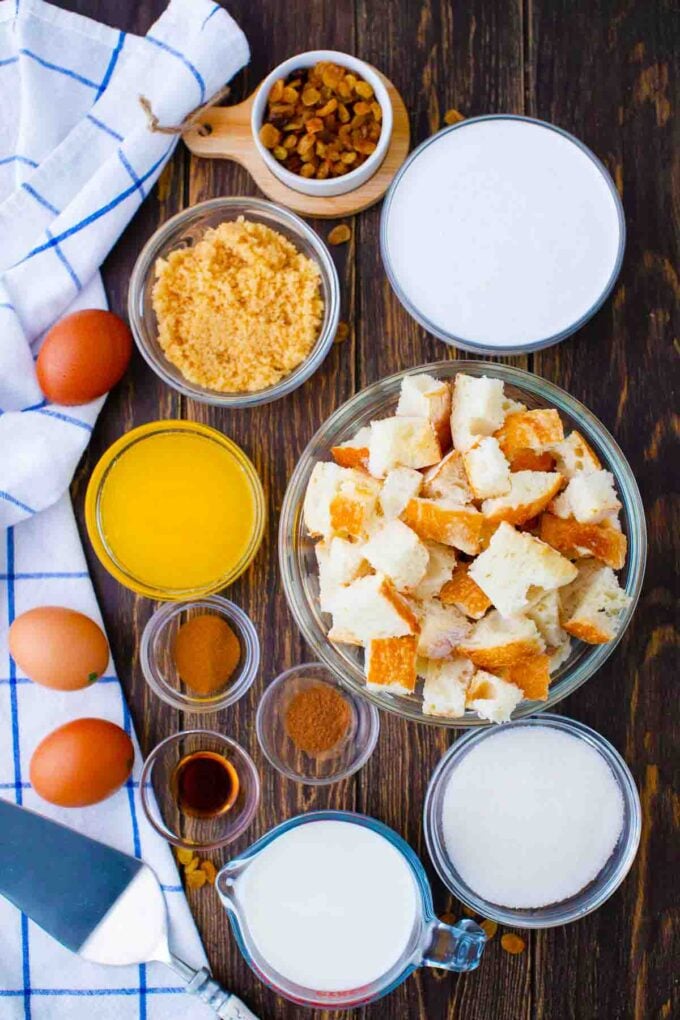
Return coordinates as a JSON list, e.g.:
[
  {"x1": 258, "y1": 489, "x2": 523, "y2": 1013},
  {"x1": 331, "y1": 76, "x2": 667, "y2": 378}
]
[{"x1": 0, "y1": 799, "x2": 258, "y2": 1019}]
